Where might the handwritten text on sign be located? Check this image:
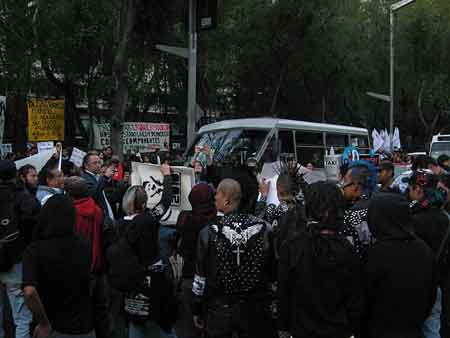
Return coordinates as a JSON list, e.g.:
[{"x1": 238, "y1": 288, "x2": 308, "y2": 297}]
[
  {"x1": 122, "y1": 123, "x2": 170, "y2": 153},
  {"x1": 28, "y1": 99, "x2": 65, "y2": 141}
]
